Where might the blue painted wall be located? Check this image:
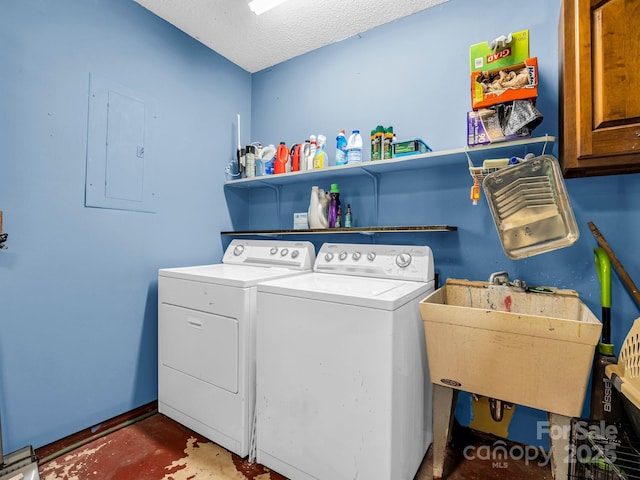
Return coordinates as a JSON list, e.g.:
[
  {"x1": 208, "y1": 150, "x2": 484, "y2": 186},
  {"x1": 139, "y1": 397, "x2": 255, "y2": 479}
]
[
  {"x1": 249, "y1": 0, "x2": 640, "y2": 447},
  {"x1": 2, "y1": 0, "x2": 639, "y2": 455},
  {"x1": 0, "y1": 0, "x2": 250, "y2": 451}
]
